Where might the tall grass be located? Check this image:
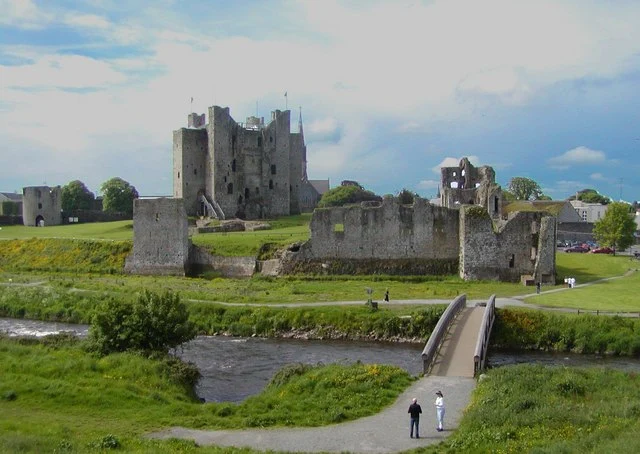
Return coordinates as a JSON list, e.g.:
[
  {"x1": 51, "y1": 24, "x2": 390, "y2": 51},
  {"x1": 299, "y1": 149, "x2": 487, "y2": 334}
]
[
  {"x1": 0, "y1": 336, "x2": 413, "y2": 453},
  {"x1": 427, "y1": 364, "x2": 640, "y2": 453},
  {"x1": 493, "y1": 308, "x2": 640, "y2": 355},
  {"x1": 0, "y1": 238, "x2": 131, "y2": 273}
]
